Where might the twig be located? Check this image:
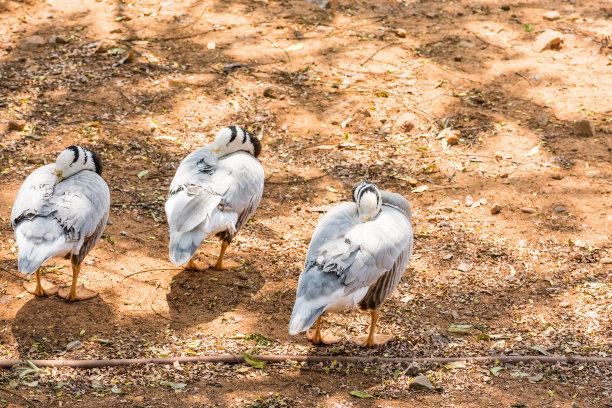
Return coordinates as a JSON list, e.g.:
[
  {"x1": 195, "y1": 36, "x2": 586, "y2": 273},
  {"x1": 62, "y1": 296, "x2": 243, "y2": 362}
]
[
  {"x1": 115, "y1": 87, "x2": 137, "y2": 106},
  {"x1": 1, "y1": 354, "x2": 611, "y2": 369},
  {"x1": 361, "y1": 42, "x2": 400, "y2": 66},
  {"x1": 426, "y1": 62, "x2": 474, "y2": 82},
  {"x1": 515, "y1": 72, "x2": 533, "y2": 86},
  {"x1": 65, "y1": 98, "x2": 98, "y2": 105},
  {"x1": 121, "y1": 268, "x2": 183, "y2": 282},
  {"x1": 150, "y1": 283, "x2": 172, "y2": 321},
  {"x1": 474, "y1": 34, "x2": 505, "y2": 50}
]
